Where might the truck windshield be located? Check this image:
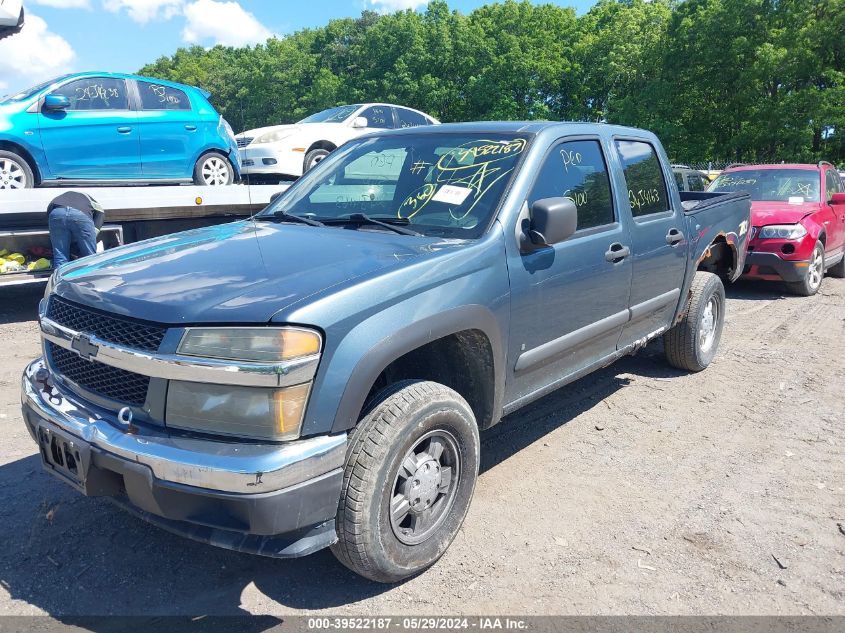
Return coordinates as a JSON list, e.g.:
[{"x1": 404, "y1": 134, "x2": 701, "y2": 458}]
[
  {"x1": 260, "y1": 133, "x2": 530, "y2": 238},
  {"x1": 299, "y1": 105, "x2": 361, "y2": 124},
  {"x1": 709, "y1": 169, "x2": 820, "y2": 203}
]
